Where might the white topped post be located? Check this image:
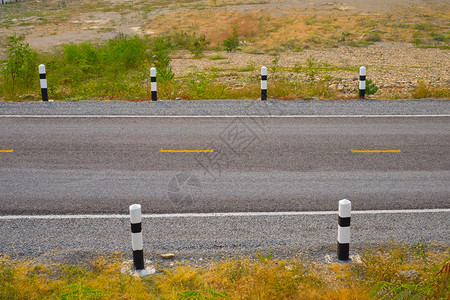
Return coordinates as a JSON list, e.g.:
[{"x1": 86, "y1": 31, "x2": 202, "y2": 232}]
[
  {"x1": 130, "y1": 204, "x2": 145, "y2": 271},
  {"x1": 337, "y1": 199, "x2": 351, "y2": 261},
  {"x1": 39, "y1": 64, "x2": 48, "y2": 102},
  {"x1": 150, "y1": 67, "x2": 157, "y2": 101},
  {"x1": 359, "y1": 66, "x2": 366, "y2": 99},
  {"x1": 261, "y1": 66, "x2": 267, "y2": 100}
]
